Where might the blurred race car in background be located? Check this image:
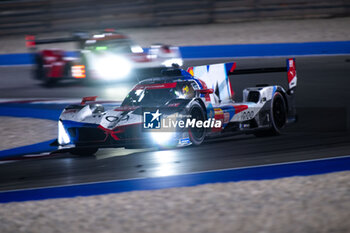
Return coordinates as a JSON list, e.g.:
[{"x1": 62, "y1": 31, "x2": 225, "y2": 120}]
[
  {"x1": 26, "y1": 29, "x2": 182, "y2": 86},
  {"x1": 55, "y1": 58, "x2": 297, "y2": 156}
]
